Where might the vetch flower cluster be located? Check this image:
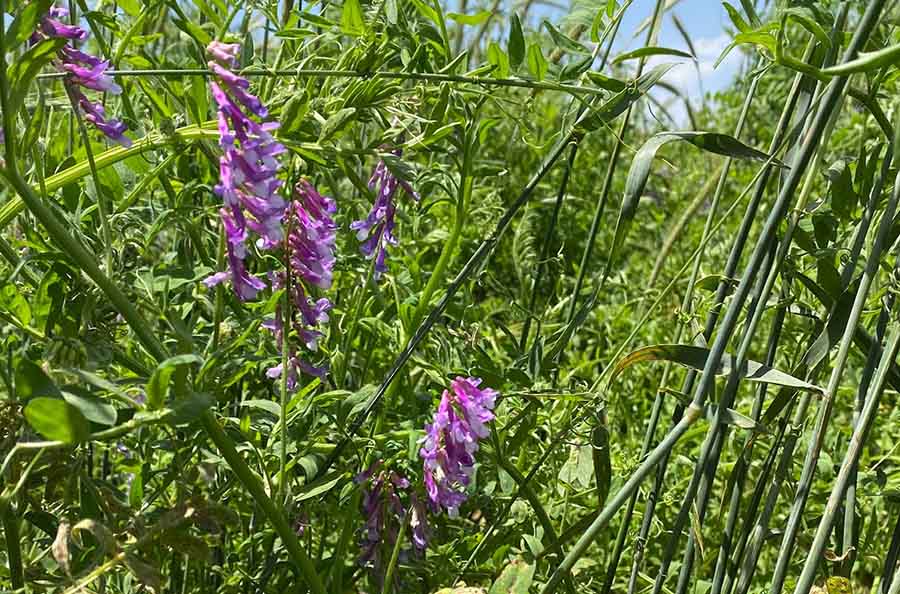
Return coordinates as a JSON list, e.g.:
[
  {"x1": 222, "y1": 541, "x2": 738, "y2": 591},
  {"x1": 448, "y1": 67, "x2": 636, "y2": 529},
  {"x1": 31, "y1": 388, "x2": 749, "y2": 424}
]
[
  {"x1": 356, "y1": 462, "x2": 428, "y2": 586},
  {"x1": 419, "y1": 377, "x2": 498, "y2": 517},
  {"x1": 35, "y1": 7, "x2": 130, "y2": 147},
  {"x1": 203, "y1": 41, "x2": 286, "y2": 301},
  {"x1": 351, "y1": 150, "x2": 419, "y2": 278},
  {"x1": 263, "y1": 180, "x2": 337, "y2": 385}
]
